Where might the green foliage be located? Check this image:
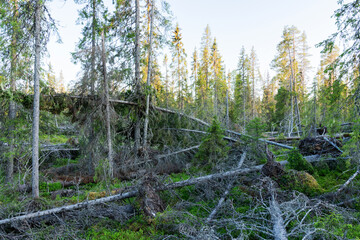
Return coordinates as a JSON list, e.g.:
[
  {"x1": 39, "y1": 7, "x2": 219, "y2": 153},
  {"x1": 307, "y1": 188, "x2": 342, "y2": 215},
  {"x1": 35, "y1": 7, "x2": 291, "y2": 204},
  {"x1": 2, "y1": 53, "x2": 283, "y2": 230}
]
[
  {"x1": 246, "y1": 117, "x2": 266, "y2": 138},
  {"x1": 39, "y1": 182, "x2": 62, "y2": 192},
  {"x1": 40, "y1": 134, "x2": 69, "y2": 144},
  {"x1": 87, "y1": 227, "x2": 149, "y2": 240},
  {"x1": 287, "y1": 148, "x2": 315, "y2": 174},
  {"x1": 274, "y1": 87, "x2": 289, "y2": 125},
  {"x1": 315, "y1": 212, "x2": 360, "y2": 239},
  {"x1": 94, "y1": 158, "x2": 111, "y2": 183},
  {"x1": 343, "y1": 120, "x2": 360, "y2": 161},
  {"x1": 195, "y1": 117, "x2": 229, "y2": 168},
  {"x1": 53, "y1": 158, "x2": 78, "y2": 168}
]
